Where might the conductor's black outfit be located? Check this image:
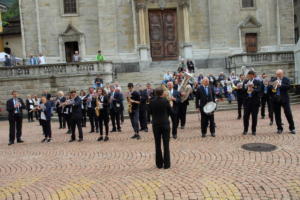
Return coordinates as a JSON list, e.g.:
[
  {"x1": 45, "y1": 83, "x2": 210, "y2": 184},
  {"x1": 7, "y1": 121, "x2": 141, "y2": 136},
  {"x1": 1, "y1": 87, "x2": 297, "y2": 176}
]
[
  {"x1": 195, "y1": 85, "x2": 216, "y2": 137},
  {"x1": 6, "y1": 98, "x2": 26, "y2": 144},
  {"x1": 149, "y1": 96, "x2": 172, "y2": 169}
]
